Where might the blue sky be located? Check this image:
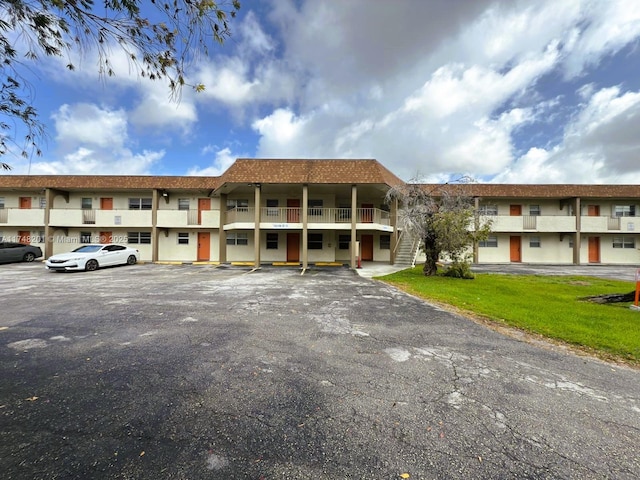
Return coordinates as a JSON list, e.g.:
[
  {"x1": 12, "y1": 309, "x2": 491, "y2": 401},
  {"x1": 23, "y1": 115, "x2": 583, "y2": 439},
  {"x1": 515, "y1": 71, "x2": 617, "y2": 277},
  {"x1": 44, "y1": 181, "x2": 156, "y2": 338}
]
[{"x1": 5, "y1": 0, "x2": 640, "y2": 183}]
